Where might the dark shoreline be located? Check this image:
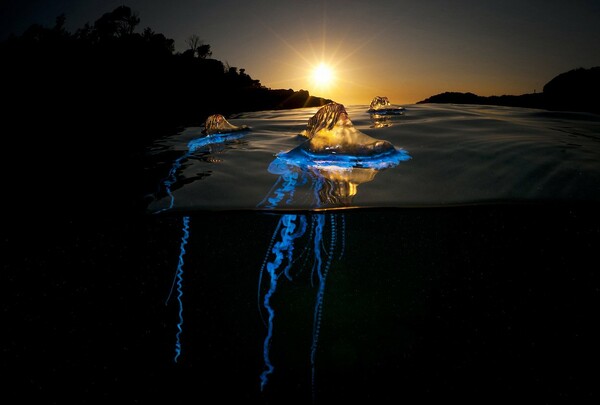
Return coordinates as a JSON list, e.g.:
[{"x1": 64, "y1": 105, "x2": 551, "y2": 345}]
[{"x1": 417, "y1": 66, "x2": 600, "y2": 115}]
